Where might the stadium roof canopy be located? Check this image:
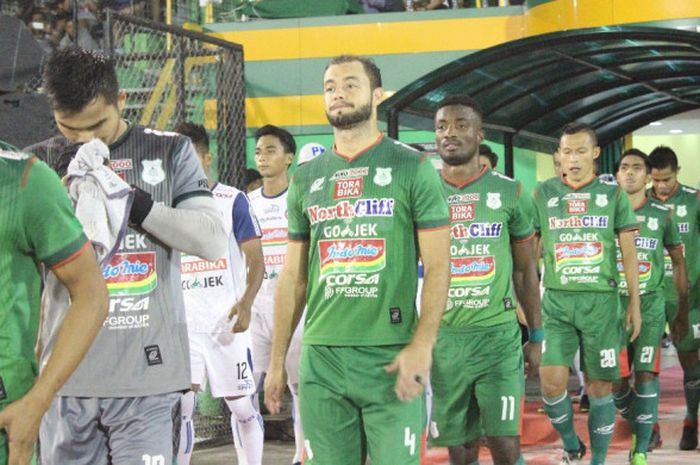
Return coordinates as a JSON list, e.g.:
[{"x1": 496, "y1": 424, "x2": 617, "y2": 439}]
[{"x1": 378, "y1": 26, "x2": 700, "y2": 175}]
